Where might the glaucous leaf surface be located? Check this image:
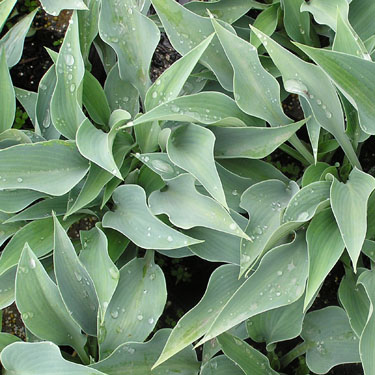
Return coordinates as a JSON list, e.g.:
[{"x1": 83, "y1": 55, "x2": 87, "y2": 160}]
[
  {"x1": 39, "y1": 0, "x2": 88, "y2": 16},
  {"x1": 0, "y1": 0, "x2": 16, "y2": 32},
  {"x1": 53, "y1": 215, "x2": 99, "y2": 336},
  {"x1": 349, "y1": 0, "x2": 375, "y2": 40},
  {"x1": 199, "y1": 233, "x2": 308, "y2": 345},
  {"x1": 0, "y1": 48, "x2": 15, "y2": 132},
  {"x1": 0, "y1": 266, "x2": 16, "y2": 309},
  {"x1": 0, "y1": 333, "x2": 21, "y2": 353},
  {"x1": 305, "y1": 209, "x2": 345, "y2": 309},
  {"x1": 0, "y1": 141, "x2": 90, "y2": 196},
  {"x1": 154, "y1": 264, "x2": 244, "y2": 367},
  {"x1": 149, "y1": 174, "x2": 248, "y2": 238},
  {"x1": 102, "y1": 185, "x2": 201, "y2": 250},
  {"x1": 15, "y1": 245, "x2": 88, "y2": 361},
  {"x1": 301, "y1": 306, "x2": 361, "y2": 374},
  {"x1": 1, "y1": 342, "x2": 104, "y2": 374},
  {"x1": 200, "y1": 355, "x2": 245, "y2": 375},
  {"x1": 99, "y1": 255, "x2": 167, "y2": 358},
  {"x1": 247, "y1": 296, "x2": 305, "y2": 350},
  {"x1": 330, "y1": 168, "x2": 375, "y2": 270},
  {"x1": 151, "y1": 0, "x2": 234, "y2": 91},
  {"x1": 93, "y1": 329, "x2": 199, "y2": 375}
]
